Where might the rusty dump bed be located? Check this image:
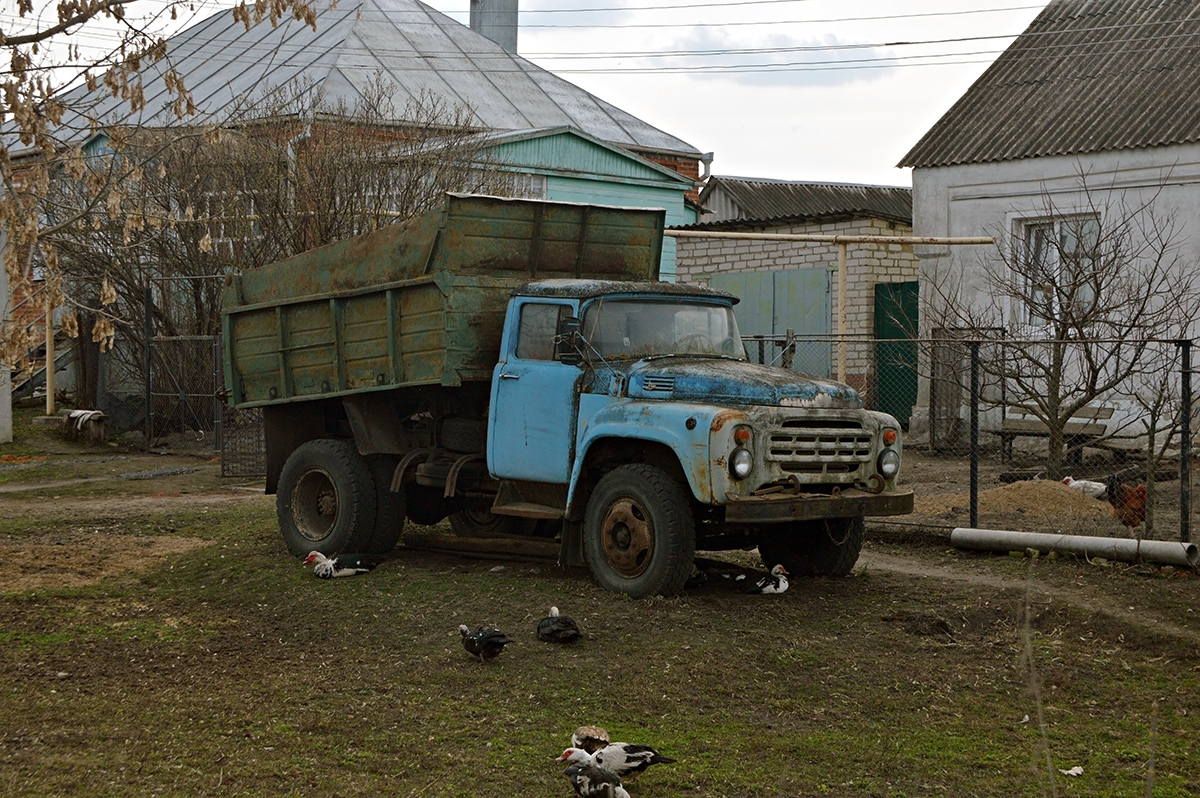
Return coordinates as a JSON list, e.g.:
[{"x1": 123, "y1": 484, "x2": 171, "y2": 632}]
[{"x1": 222, "y1": 194, "x2": 665, "y2": 408}]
